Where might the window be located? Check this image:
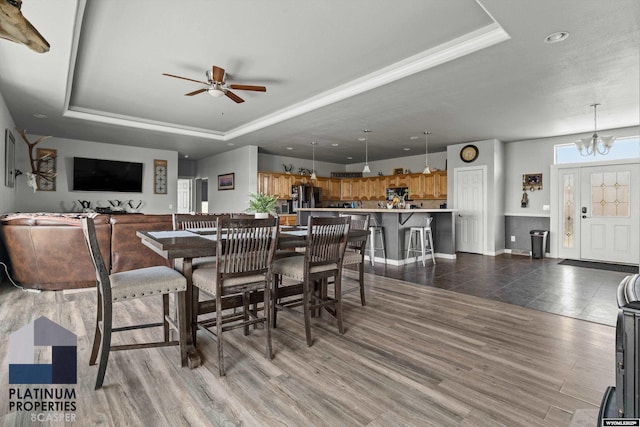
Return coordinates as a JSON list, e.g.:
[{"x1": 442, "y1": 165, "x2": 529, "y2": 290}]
[{"x1": 555, "y1": 136, "x2": 640, "y2": 164}]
